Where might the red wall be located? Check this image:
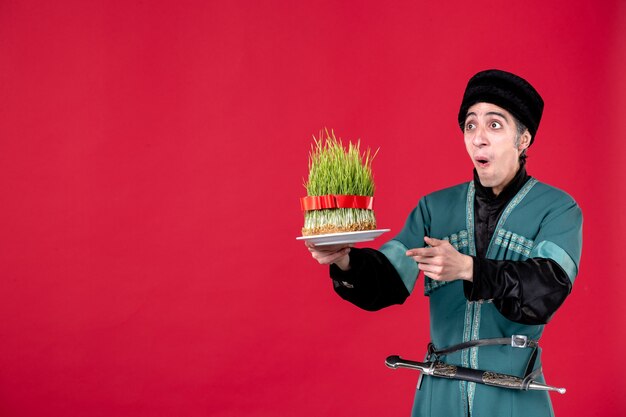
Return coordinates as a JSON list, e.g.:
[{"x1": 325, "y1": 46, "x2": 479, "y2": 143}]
[{"x1": 1, "y1": 1, "x2": 625, "y2": 416}]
